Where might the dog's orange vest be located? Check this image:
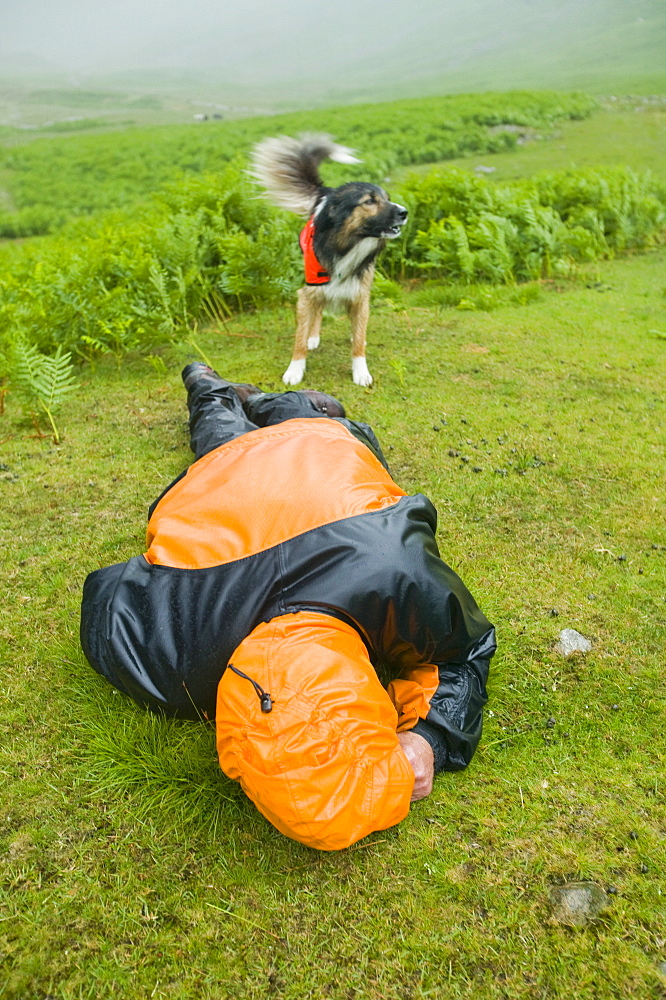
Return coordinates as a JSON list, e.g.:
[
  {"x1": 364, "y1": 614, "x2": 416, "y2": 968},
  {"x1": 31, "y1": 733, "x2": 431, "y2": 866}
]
[{"x1": 299, "y1": 216, "x2": 330, "y2": 285}]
